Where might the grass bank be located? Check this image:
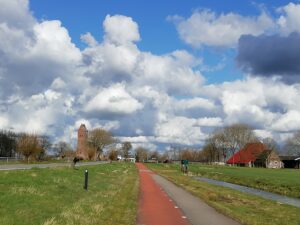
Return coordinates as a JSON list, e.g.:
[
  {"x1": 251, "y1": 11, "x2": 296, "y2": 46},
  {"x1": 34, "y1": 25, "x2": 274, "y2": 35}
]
[
  {"x1": 147, "y1": 163, "x2": 300, "y2": 225},
  {"x1": 187, "y1": 163, "x2": 300, "y2": 198},
  {"x1": 0, "y1": 163, "x2": 139, "y2": 225}
]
